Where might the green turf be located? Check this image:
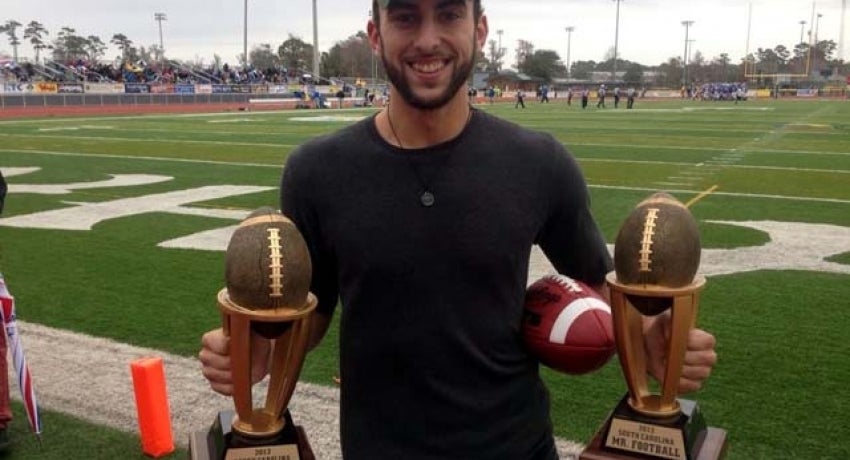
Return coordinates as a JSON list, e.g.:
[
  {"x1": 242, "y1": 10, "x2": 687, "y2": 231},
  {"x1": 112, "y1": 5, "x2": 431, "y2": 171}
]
[
  {"x1": 2, "y1": 401, "x2": 186, "y2": 459},
  {"x1": 0, "y1": 98, "x2": 848, "y2": 459}
]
